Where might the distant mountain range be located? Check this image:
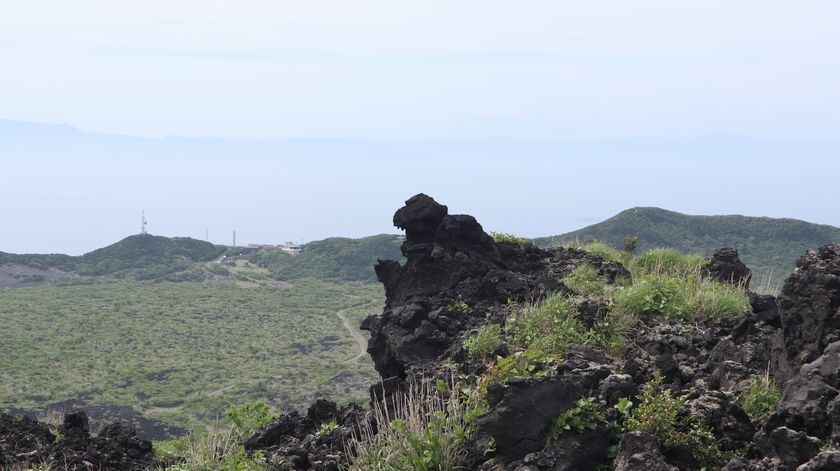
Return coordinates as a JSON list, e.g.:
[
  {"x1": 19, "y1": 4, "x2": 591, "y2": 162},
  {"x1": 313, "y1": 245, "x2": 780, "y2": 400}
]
[
  {"x1": 0, "y1": 234, "x2": 225, "y2": 281},
  {"x1": 534, "y1": 207, "x2": 840, "y2": 286},
  {"x1": 3, "y1": 207, "x2": 839, "y2": 288},
  {"x1": 0, "y1": 232, "x2": 404, "y2": 284}
]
